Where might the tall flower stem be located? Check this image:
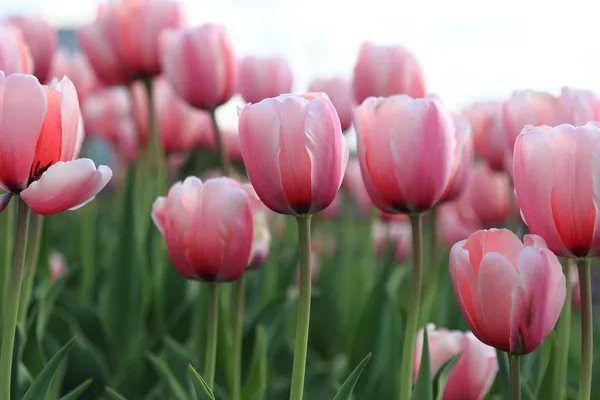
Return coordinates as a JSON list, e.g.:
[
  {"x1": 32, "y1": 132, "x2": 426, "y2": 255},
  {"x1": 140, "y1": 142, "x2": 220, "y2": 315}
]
[
  {"x1": 0, "y1": 198, "x2": 30, "y2": 399},
  {"x1": 577, "y1": 258, "x2": 593, "y2": 400},
  {"x1": 210, "y1": 109, "x2": 232, "y2": 176},
  {"x1": 143, "y1": 77, "x2": 167, "y2": 196},
  {"x1": 79, "y1": 201, "x2": 97, "y2": 301},
  {"x1": 552, "y1": 258, "x2": 573, "y2": 400},
  {"x1": 17, "y1": 212, "x2": 44, "y2": 324},
  {"x1": 289, "y1": 215, "x2": 312, "y2": 400},
  {"x1": 0, "y1": 201, "x2": 14, "y2": 325},
  {"x1": 231, "y1": 275, "x2": 246, "y2": 400},
  {"x1": 399, "y1": 213, "x2": 423, "y2": 400},
  {"x1": 509, "y1": 354, "x2": 521, "y2": 400},
  {"x1": 421, "y1": 208, "x2": 438, "y2": 324},
  {"x1": 204, "y1": 283, "x2": 219, "y2": 389}
]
